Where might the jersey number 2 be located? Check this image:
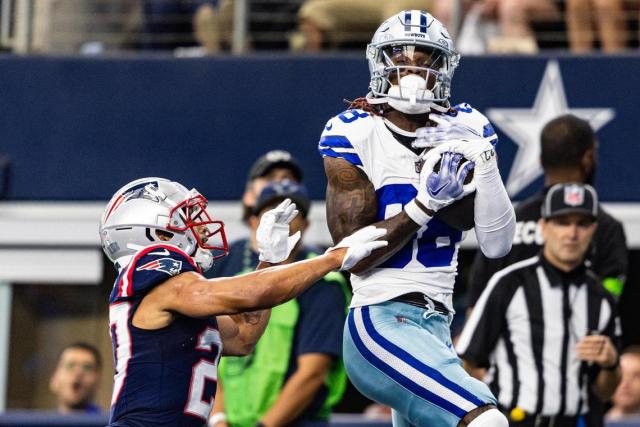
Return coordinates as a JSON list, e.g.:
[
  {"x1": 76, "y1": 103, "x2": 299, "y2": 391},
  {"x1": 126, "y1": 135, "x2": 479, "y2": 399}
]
[
  {"x1": 184, "y1": 327, "x2": 222, "y2": 420},
  {"x1": 109, "y1": 304, "x2": 222, "y2": 421}
]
